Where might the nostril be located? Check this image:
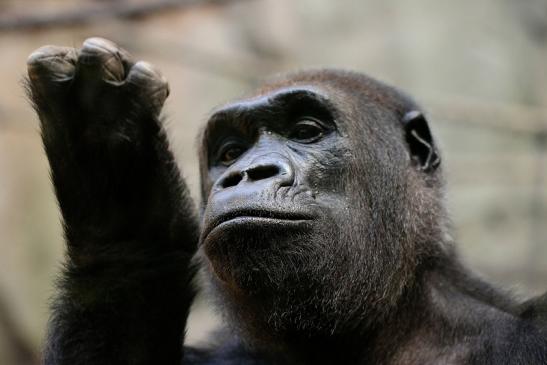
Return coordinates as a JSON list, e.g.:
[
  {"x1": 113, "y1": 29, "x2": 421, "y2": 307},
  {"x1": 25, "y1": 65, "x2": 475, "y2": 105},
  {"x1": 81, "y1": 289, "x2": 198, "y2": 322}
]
[
  {"x1": 220, "y1": 173, "x2": 243, "y2": 189},
  {"x1": 246, "y1": 165, "x2": 280, "y2": 181}
]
